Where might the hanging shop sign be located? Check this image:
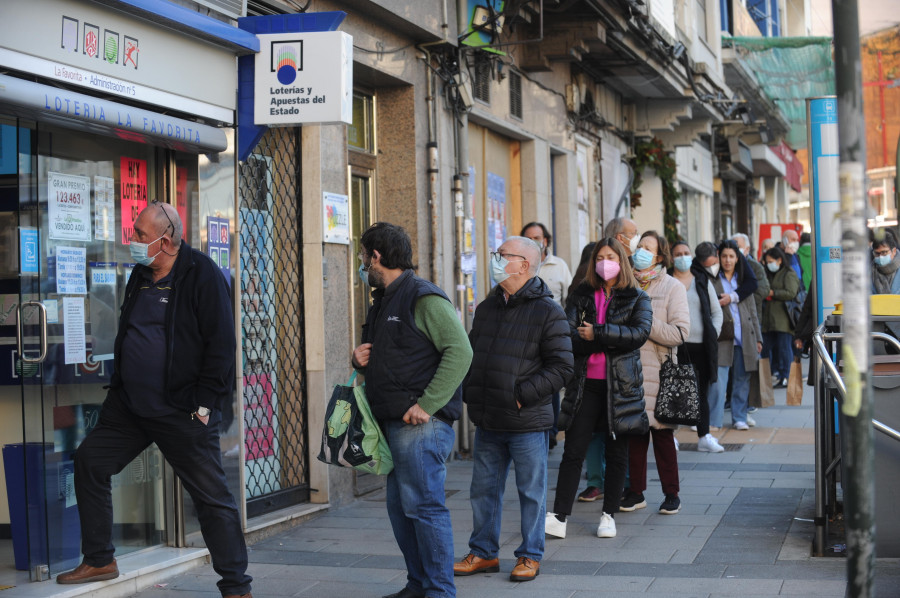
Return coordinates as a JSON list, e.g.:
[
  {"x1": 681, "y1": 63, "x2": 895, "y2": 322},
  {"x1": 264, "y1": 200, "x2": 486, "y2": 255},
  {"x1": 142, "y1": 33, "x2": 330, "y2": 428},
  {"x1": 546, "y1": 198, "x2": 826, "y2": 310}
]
[{"x1": 253, "y1": 31, "x2": 352, "y2": 126}]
